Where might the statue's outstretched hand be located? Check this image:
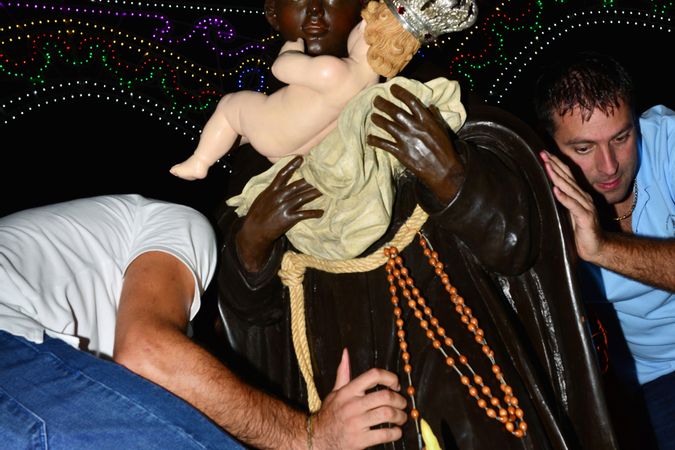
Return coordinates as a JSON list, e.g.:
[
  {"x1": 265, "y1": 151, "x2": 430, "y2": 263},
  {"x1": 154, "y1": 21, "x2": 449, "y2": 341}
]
[
  {"x1": 236, "y1": 156, "x2": 323, "y2": 272},
  {"x1": 367, "y1": 83, "x2": 465, "y2": 205},
  {"x1": 313, "y1": 349, "x2": 407, "y2": 450}
]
